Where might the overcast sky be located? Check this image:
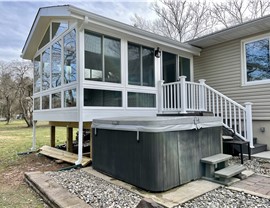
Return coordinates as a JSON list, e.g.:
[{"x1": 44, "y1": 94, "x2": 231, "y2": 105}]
[{"x1": 0, "y1": 0, "x2": 156, "y2": 62}]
